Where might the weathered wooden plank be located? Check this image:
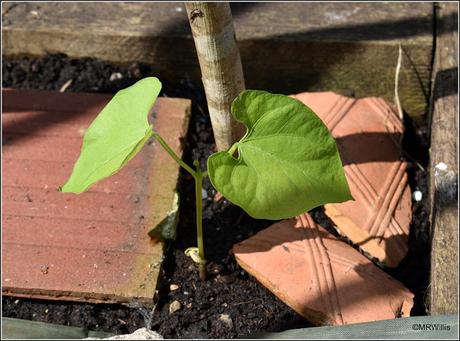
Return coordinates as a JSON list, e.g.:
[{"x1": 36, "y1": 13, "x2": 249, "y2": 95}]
[
  {"x1": 2, "y1": 2, "x2": 433, "y2": 119},
  {"x1": 428, "y1": 2, "x2": 458, "y2": 315}
]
